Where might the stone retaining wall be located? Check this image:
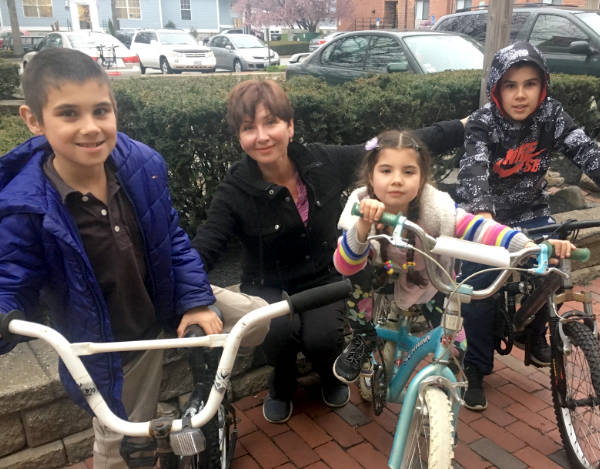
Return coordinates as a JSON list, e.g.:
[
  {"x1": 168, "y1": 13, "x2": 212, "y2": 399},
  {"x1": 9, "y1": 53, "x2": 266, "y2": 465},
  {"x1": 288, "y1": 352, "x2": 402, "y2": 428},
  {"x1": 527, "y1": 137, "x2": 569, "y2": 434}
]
[{"x1": 0, "y1": 336, "x2": 272, "y2": 469}]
